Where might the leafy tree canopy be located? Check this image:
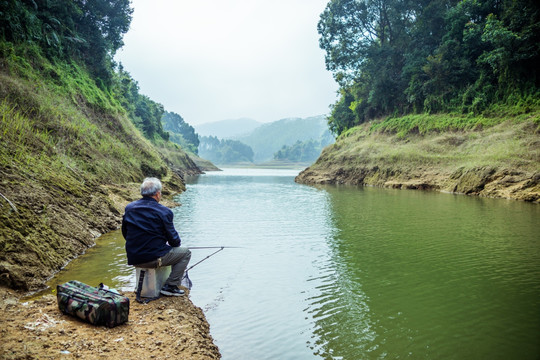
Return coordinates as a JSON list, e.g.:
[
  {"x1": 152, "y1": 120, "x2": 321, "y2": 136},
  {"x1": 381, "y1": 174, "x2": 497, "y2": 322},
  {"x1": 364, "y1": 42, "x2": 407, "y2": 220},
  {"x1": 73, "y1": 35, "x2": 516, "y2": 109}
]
[
  {"x1": 198, "y1": 136, "x2": 254, "y2": 164},
  {"x1": 0, "y1": 0, "x2": 132, "y2": 83},
  {"x1": 319, "y1": 0, "x2": 540, "y2": 135},
  {"x1": 162, "y1": 111, "x2": 200, "y2": 154},
  {"x1": 112, "y1": 65, "x2": 168, "y2": 141}
]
